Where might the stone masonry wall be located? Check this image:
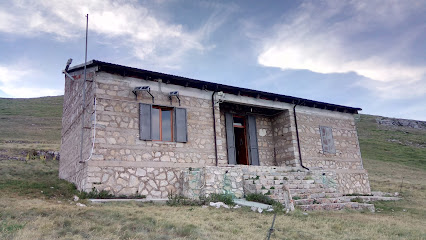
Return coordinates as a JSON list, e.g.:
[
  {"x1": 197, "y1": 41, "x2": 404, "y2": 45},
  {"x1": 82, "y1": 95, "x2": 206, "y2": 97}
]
[
  {"x1": 255, "y1": 116, "x2": 275, "y2": 166},
  {"x1": 88, "y1": 166, "x2": 182, "y2": 198},
  {"x1": 182, "y1": 166, "x2": 244, "y2": 199},
  {"x1": 295, "y1": 107, "x2": 371, "y2": 194},
  {"x1": 272, "y1": 110, "x2": 298, "y2": 167},
  {"x1": 82, "y1": 72, "x2": 228, "y2": 195},
  {"x1": 296, "y1": 110, "x2": 362, "y2": 168},
  {"x1": 60, "y1": 69, "x2": 96, "y2": 190},
  {"x1": 336, "y1": 171, "x2": 371, "y2": 194}
]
